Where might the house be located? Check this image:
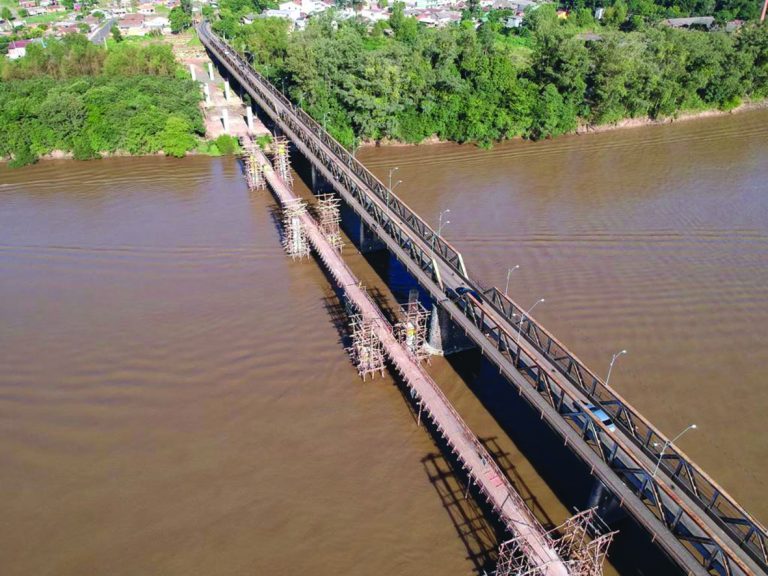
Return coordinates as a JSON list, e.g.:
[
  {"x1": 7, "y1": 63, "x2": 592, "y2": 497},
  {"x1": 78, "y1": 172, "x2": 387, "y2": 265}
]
[
  {"x1": 55, "y1": 23, "x2": 80, "y2": 35},
  {"x1": 144, "y1": 14, "x2": 168, "y2": 31},
  {"x1": 662, "y1": 16, "x2": 714, "y2": 29},
  {"x1": 278, "y1": 0, "x2": 323, "y2": 16},
  {"x1": 7, "y1": 39, "x2": 33, "y2": 59},
  {"x1": 505, "y1": 14, "x2": 523, "y2": 27},
  {"x1": 725, "y1": 19, "x2": 744, "y2": 31},
  {"x1": 261, "y1": 8, "x2": 294, "y2": 20},
  {"x1": 118, "y1": 13, "x2": 145, "y2": 34},
  {"x1": 138, "y1": 3, "x2": 155, "y2": 14}
]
